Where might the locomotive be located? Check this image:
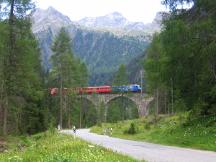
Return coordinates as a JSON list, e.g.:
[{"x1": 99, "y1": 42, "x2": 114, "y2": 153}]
[{"x1": 50, "y1": 84, "x2": 142, "y2": 96}]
